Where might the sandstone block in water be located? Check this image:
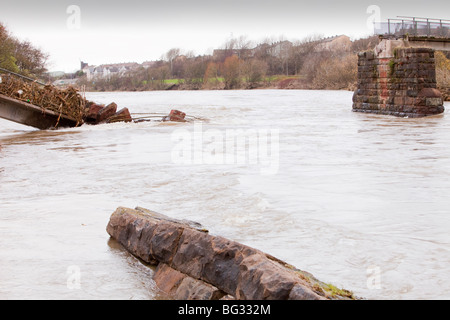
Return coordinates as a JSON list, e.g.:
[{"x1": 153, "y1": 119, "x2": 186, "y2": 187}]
[
  {"x1": 85, "y1": 103, "x2": 105, "y2": 124},
  {"x1": 150, "y1": 221, "x2": 185, "y2": 264},
  {"x1": 202, "y1": 236, "x2": 261, "y2": 295},
  {"x1": 171, "y1": 228, "x2": 260, "y2": 296},
  {"x1": 106, "y1": 207, "x2": 353, "y2": 300},
  {"x1": 97, "y1": 102, "x2": 117, "y2": 123},
  {"x1": 175, "y1": 275, "x2": 225, "y2": 300},
  {"x1": 154, "y1": 262, "x2": 228, "y2": 299},
  {"x1": 236, "y1": 253, "x2": 321, "y2": 300},
  {"x1": 163, "y1": 109, "x2": 186, "y2": 122},
  {"x1": 153, "y1": 263, "x2": 186, "y2": 296},
  {"x1": 106, "y1": 107, "x2": 132, "y2": 123},
  {"x1": 171, "y1": 228, "x2": 212, "y2": 279}
]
